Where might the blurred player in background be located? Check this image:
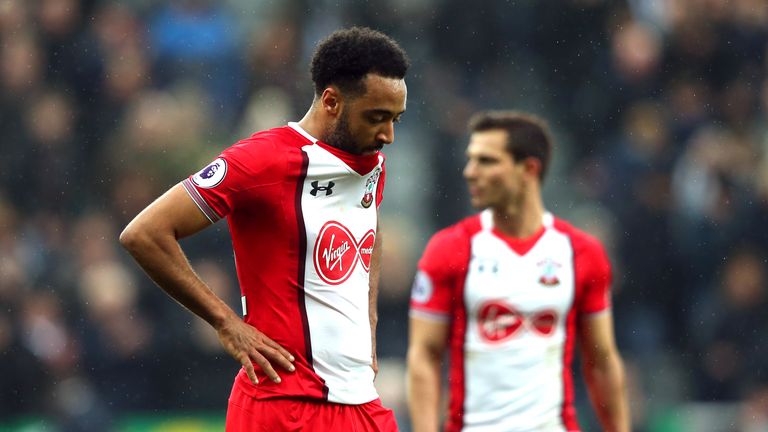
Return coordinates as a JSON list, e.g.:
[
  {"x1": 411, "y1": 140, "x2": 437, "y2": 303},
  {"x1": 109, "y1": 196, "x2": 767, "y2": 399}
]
[
  {"x1": 120, "y1": 27, "x2": 408, "y2": 431},
  {"x1": 406, "y1": 111, "x2": 629, "y2": 432}
]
